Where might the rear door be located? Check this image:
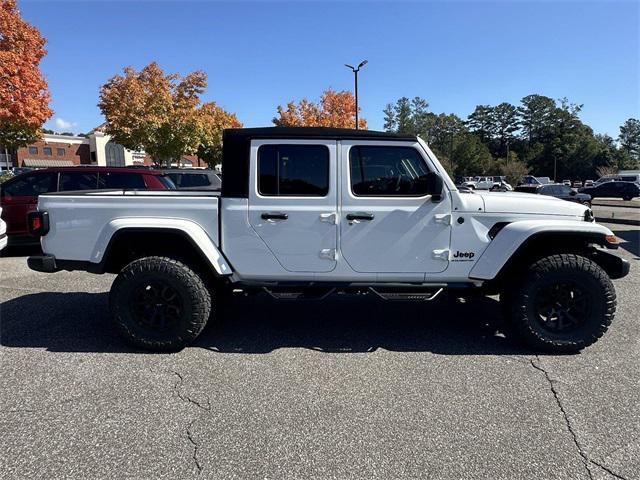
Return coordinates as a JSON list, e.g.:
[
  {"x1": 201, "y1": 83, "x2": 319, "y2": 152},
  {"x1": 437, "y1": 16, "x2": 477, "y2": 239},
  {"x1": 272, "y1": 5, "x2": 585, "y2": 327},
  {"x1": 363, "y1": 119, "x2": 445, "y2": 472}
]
[
  {"x1": 339, "y1": 141, "x2": 452, "y2": 275},
  {"x1": 248, "y1": 141, "x2": 338, "y2": 272}
]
